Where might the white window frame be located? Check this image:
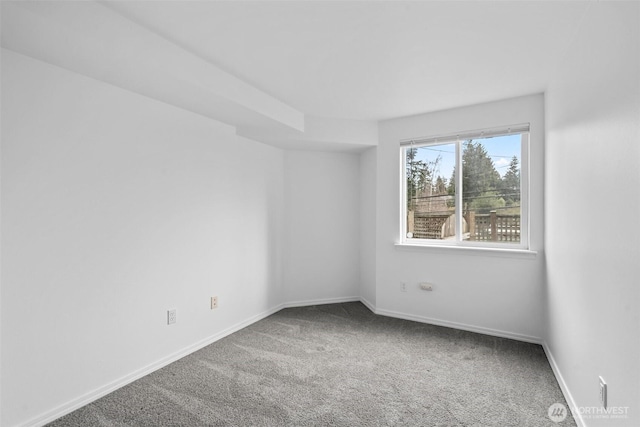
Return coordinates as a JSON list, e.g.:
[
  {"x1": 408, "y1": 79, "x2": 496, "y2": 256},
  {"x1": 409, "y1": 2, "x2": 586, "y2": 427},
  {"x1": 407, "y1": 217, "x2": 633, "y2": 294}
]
[{"x1": 399, "y1": 124, "x2": 530, "y2": 250}]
